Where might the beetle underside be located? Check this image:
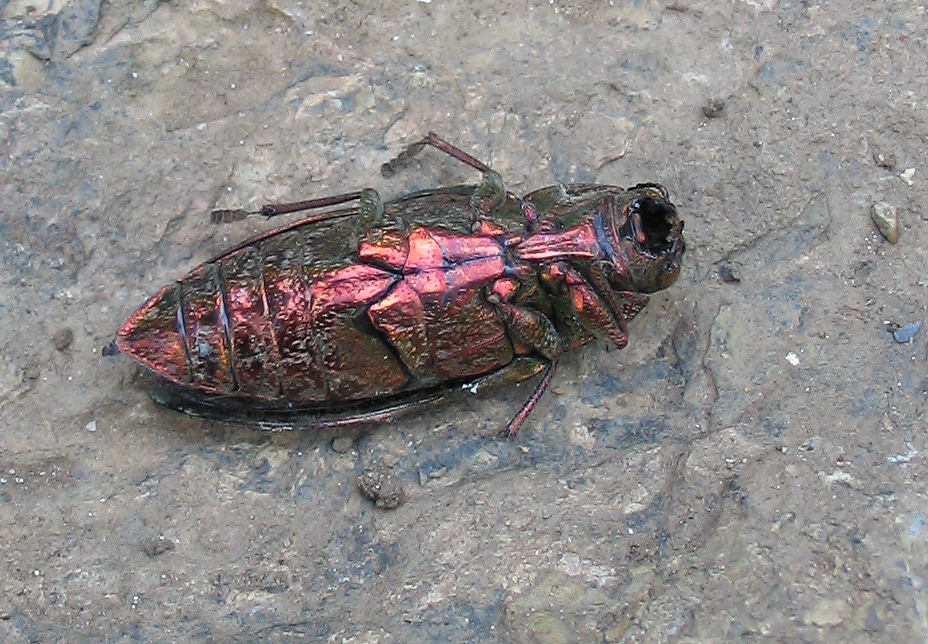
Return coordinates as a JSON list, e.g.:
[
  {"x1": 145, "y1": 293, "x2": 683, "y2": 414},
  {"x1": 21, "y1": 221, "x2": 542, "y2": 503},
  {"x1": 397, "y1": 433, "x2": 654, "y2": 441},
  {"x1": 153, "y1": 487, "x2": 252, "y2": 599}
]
[{"x1": 111, "y1": 134, "x2": 685, "y2": 437}]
